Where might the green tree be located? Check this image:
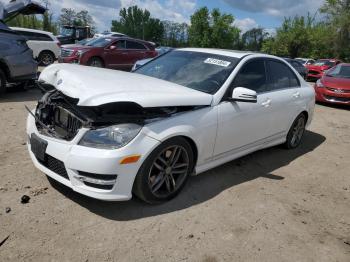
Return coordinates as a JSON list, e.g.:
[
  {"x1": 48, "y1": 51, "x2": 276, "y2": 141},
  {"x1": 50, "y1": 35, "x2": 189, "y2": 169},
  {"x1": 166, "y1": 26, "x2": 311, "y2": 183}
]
[
  {"x1": 241, "y1": 28, "x2": 267, "y2": 51},
  {"x1": 320, "y1": 0, "x2": 350, "y2": 60},
  {"x1": 188, "y1": 7, "x2": 211, "y2": 47},
  {"x1": 58, "y1": 8, "x2": 77, "y2": 26},
  {"x1": 162, "y1": 21, "x2": 189, "y2": 47},
  {"x1": 188, "y1": 7, "x2": 240, "y2": 49},
  {"x1": 262, "y1": 14, "x2": 319, "y2": 58},
  {"x1": 111, "y1": 6, "x2": 164, "y2": 42}
]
